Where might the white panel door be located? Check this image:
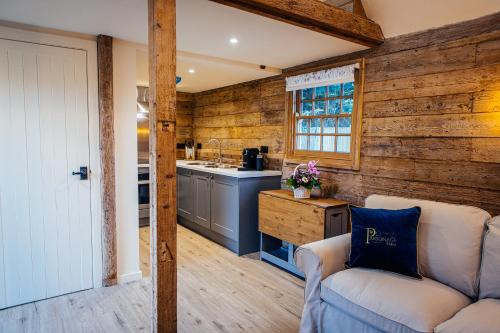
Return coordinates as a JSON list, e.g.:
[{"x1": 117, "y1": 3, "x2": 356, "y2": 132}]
[{"x1": 0, "y1": 39, "x2": 93, "y2": 308}]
